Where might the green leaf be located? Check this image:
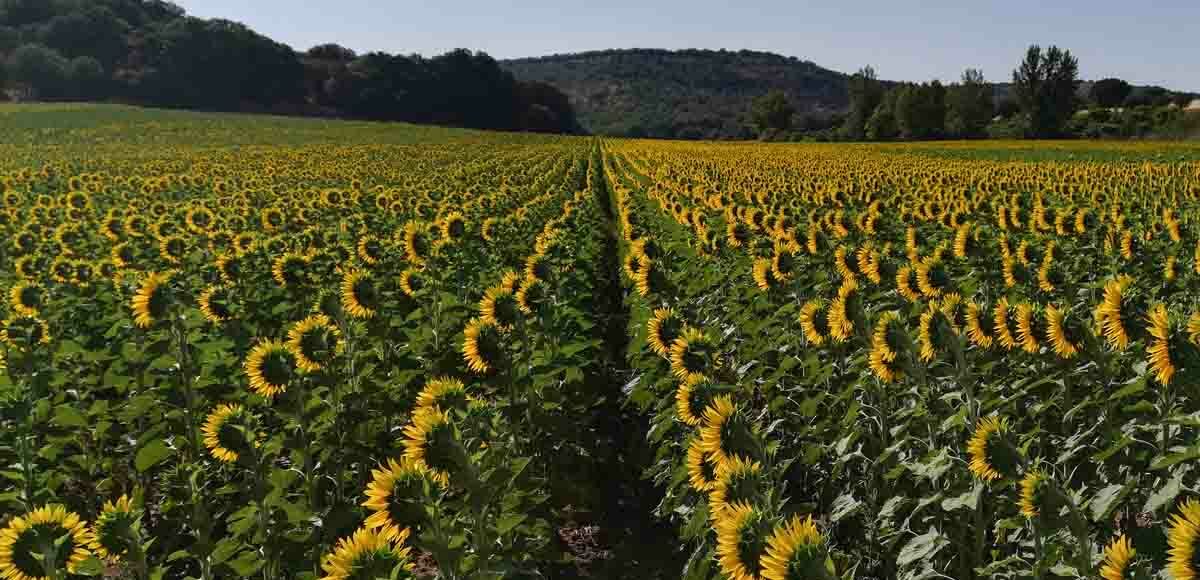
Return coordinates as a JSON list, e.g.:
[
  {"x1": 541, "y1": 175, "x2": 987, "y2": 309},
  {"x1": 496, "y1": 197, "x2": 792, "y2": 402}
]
[
  {"x1": 496, "y1": 513, "x2": 527, "y2": 535},
  {"x1": 830, "y1": 493, "x2": 861, "y2": 523},
  {"x1": 52, "y1": 405, "x2": 87, "y2": 428},
  {"x1": 135, "y1": 440, "x2": 172, "y2": 472},
  {"x1": 1089, "y1": 482, "x2": 1135, "y2": 522},
  {"x1": 226, "y1": 549, "x2": 265, "y2": 577},
  {"x1": 72, "y1": 556, "x2": 105, "y2": 576},
  {"x1": 897, "y1": 527, "x2": 948, "y2": 567},
  {"x1": 1143, "y1": 476, "x2": 1184, "y2": 514}
]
